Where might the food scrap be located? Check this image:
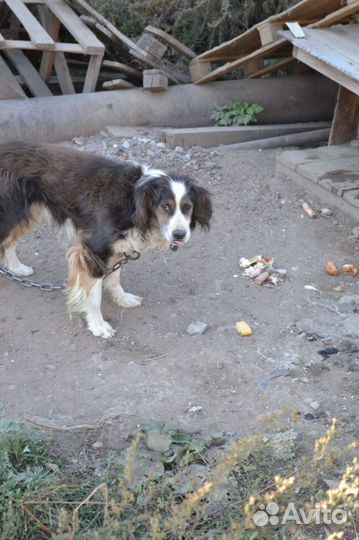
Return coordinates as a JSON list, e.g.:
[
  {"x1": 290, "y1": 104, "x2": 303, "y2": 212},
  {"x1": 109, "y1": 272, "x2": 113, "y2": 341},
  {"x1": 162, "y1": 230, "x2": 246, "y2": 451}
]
[
  {"x1": 239, "y1": 255, "x2": 286, "y2": 286},
  {"x1": 235, "y1": 321, "x2": 253, "y2": 336},
  {"x1": 343, "y1": 264, "x2": 358, "y2": 277},
  {"x1": 325, "y1": 261, "x2": 340, "y2": 276},
  {"x1": 302, "y1": 202, "x2": 317, "y2": 218}
]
